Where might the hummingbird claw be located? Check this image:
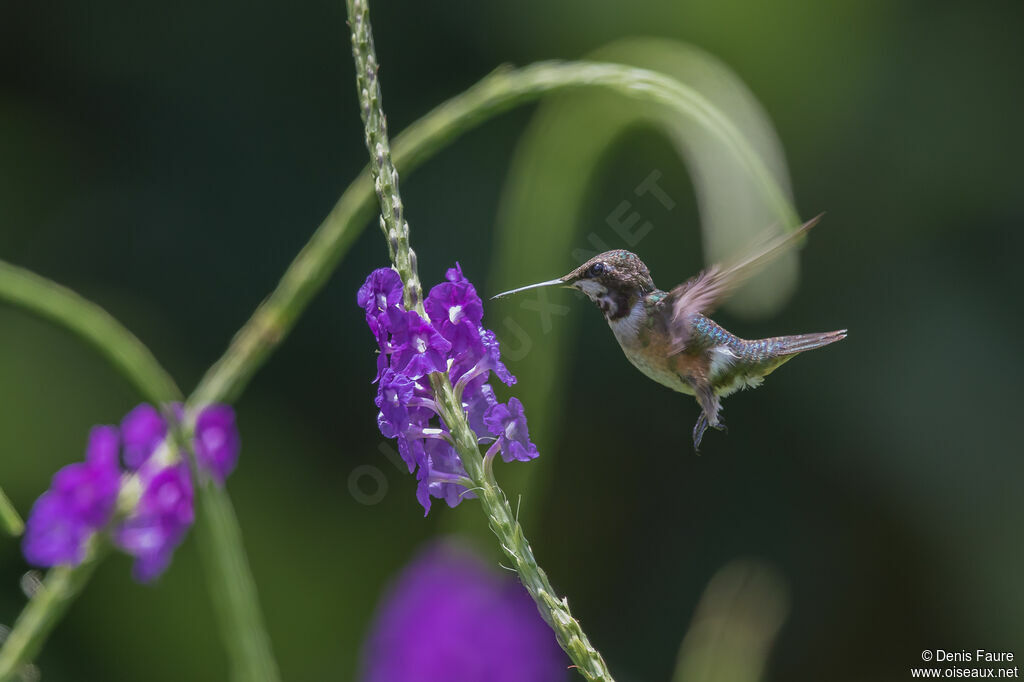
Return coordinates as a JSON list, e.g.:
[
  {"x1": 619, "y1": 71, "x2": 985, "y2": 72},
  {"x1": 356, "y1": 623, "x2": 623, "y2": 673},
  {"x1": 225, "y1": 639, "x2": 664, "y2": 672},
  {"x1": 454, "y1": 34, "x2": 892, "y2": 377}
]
[
  {"x1": 692, "y1": 413, "x2": 726, "y2": 451},
  {"x1": 692, "y1": 413, "x2": 709, "y2": 452}
]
